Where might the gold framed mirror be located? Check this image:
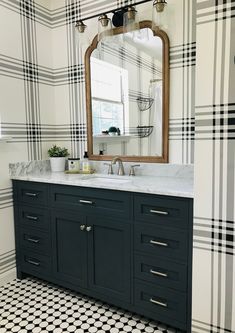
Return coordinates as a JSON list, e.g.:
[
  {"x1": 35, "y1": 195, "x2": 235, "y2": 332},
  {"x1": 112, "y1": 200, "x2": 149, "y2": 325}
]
[{"x1": 85, "y1": 20, "x2": 169, "y2": 163}]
